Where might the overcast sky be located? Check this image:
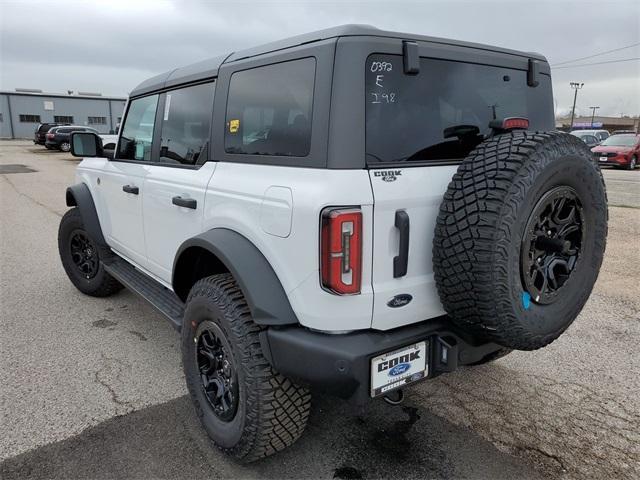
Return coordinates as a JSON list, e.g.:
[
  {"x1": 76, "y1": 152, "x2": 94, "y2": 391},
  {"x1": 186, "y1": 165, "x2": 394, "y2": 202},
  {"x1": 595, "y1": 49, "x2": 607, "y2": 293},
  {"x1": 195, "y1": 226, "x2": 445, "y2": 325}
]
[{"x1": 1, "y1": 0, "x2": 638, "y2": 117}]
